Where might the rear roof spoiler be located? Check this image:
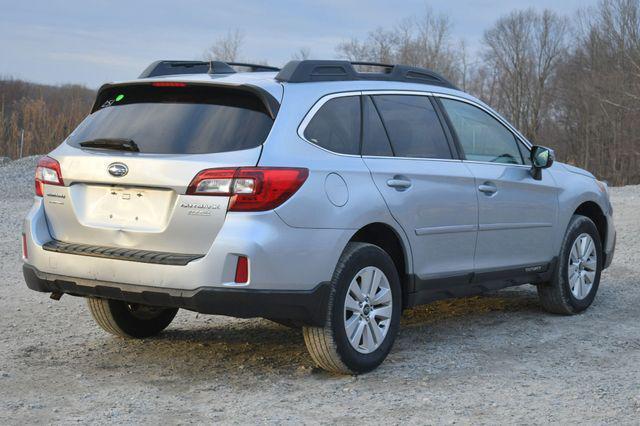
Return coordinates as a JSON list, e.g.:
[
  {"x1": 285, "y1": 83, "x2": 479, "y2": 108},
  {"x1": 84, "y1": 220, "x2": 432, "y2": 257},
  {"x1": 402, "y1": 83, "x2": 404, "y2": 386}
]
[
  {"x1": 139, "y1": 60, "x2": 280, "y2": 78},
  {"x1": 91, "y1": 81, "x2": 280, "y2": 119},
  {"x1": 275, "y1": 60, "x2": 458, "y2": 89}
]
